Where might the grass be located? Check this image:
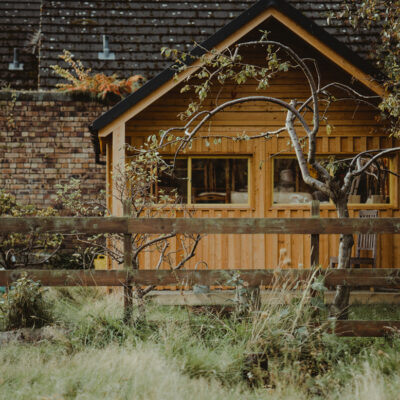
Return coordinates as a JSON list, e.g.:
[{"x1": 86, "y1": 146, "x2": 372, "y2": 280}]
[
  {"x1": 2, "y1": 286, "x2": 400, "y2": 399},
  {"x1": 0, "y1": 343, "x2": 263, "y2": 400}
]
